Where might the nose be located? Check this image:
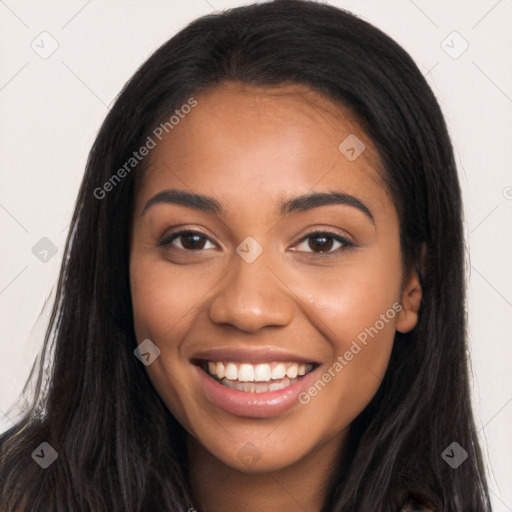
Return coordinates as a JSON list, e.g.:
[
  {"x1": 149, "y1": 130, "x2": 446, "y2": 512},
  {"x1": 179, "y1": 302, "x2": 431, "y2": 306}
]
[{"x1": 208, "y1": 253, "x2": 295, "y2": 333}]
